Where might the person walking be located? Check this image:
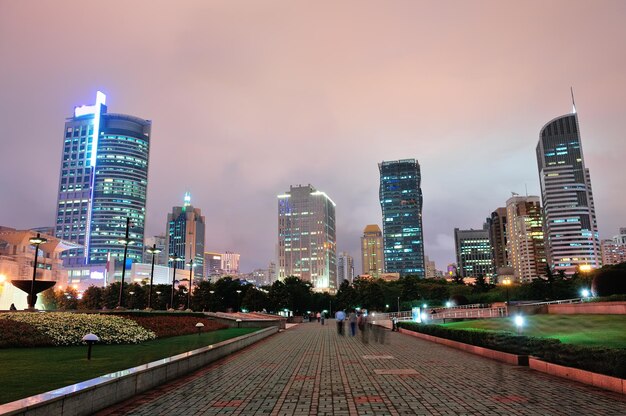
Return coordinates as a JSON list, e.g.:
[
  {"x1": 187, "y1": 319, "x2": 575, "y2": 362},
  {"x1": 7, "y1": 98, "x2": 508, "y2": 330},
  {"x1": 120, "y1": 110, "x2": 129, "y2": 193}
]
[
  {"x1": 335, "y1": 309, "x2": 346, "y2": 335},
  {"x1": 321, "y1": 312, "x2": 325, "y2": 325},
  {"x1": 316, "y1": 311, "x2": 321, "y2": 323},
  {"x1": 348, "y1": 309, "x2": 357, "y2": 336},
  {"x1": 358, "y1": 309, "x2": 369, "y2": 344}
]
